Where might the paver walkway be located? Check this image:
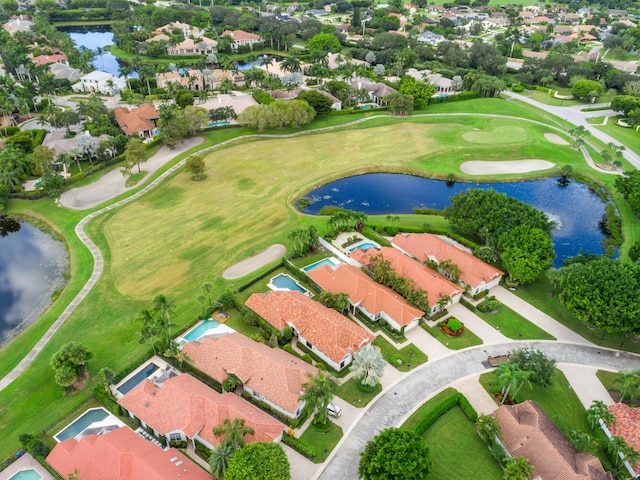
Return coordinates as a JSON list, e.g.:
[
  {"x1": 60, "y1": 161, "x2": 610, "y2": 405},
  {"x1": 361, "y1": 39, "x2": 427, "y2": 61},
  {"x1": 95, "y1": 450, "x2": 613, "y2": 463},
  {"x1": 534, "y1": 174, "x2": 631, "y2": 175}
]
[{"x1": 314, "y1": 341, "x2": 640, "y2": 480}]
